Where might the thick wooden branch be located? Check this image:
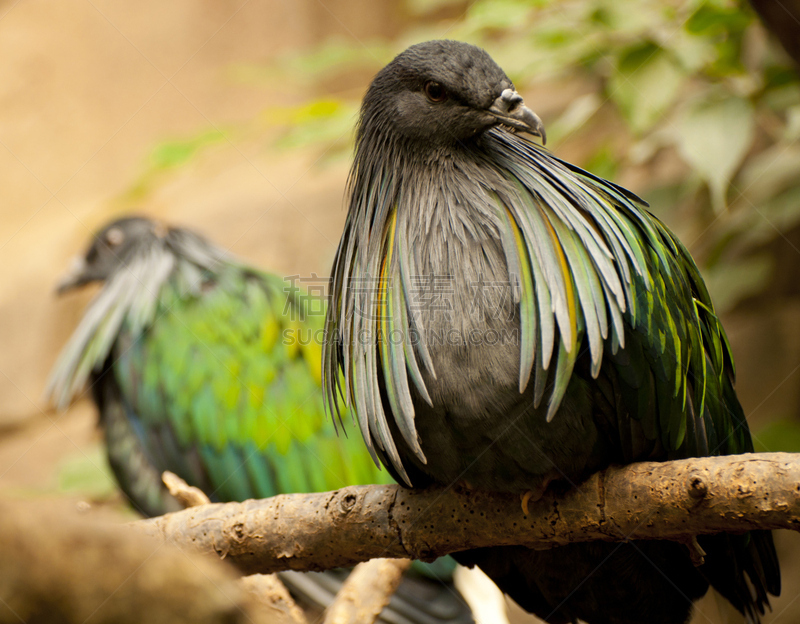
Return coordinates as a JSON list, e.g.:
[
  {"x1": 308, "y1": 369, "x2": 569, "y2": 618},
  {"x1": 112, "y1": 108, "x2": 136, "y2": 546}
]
[
  {"x1": 162, "y1": 471, "x2": 308, "y2": 624},
  {"x1": 0, "y1": 499, "x2": 270, "y2": 624},
  {"x1": 137, "y1": 453, "x2": 800, "y2": 575}
]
